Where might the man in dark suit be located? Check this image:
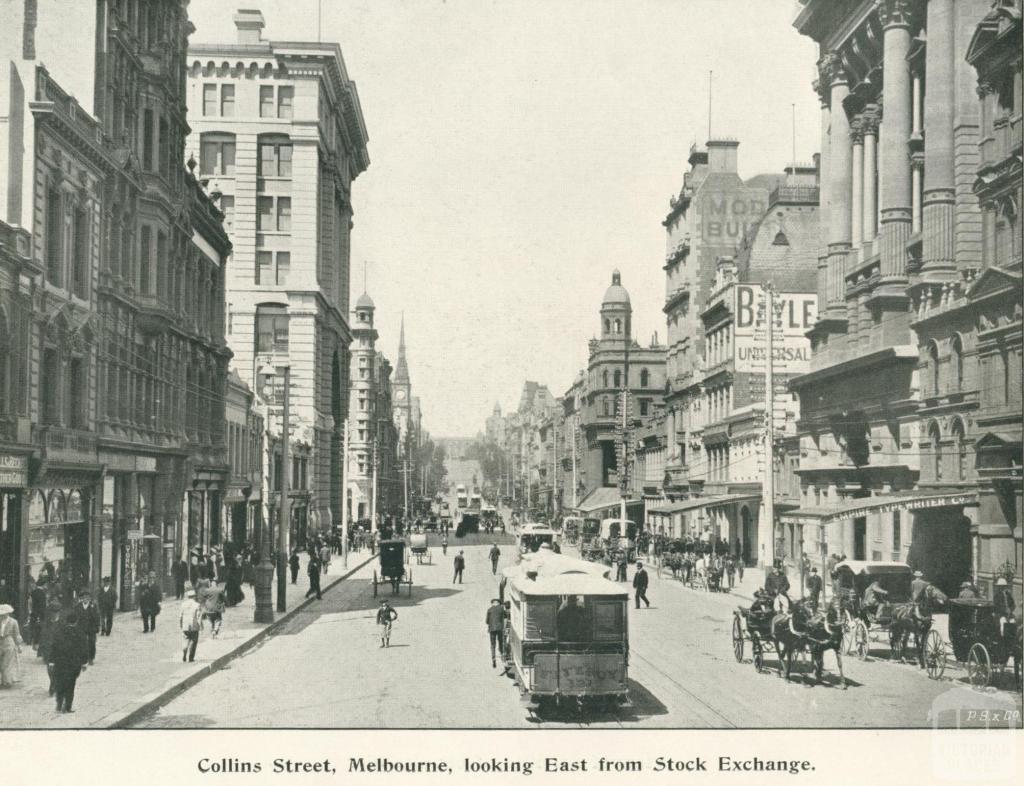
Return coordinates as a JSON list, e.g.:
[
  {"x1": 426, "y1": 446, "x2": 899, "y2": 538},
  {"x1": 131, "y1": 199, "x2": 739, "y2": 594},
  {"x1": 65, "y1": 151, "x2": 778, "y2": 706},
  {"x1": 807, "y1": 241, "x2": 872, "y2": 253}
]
[
  {"x1": 49, "y1": 612, "x2": 89, "y2": 713},
  {"x1": 453, "y1": 551, "x2": 466, "y2": 584},
  {"x1": 97, "y1": 577, "x2": 117, "y2": 636},
  {"x1": 139, "y1": 574, "x2": 162, "y2": 633},
  {"x1": 172, "y1": 555, "x2": 189, "y2": 600},
  {"x1": 485, "y1": 598, "x2": 505, "y2": 668},
  {"x1": 633, "y1": 562, "x2": 650, "y2": 609},
  {"x1": 806, "y1": 567, "x2": 823, "y2": 611},
  {"x1": 76, "y1": 590, "x2": 101, "y2": 664},
  {"x1": 305, "y1": 553, "x2": 322, "y2": 600},
  {"x1": 29, "y1": 579, "x2": 48, "y2": 647}
]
